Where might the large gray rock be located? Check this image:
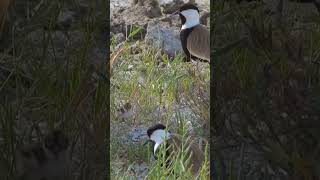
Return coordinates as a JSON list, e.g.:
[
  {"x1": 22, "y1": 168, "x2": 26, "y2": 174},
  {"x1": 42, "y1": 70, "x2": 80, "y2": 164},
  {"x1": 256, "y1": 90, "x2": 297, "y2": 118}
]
[
  {"x1": 159, "y1": 0, "x2": 209, "y2": 13},
  {"x1": 145, "y1": 21, "x2": 182, "y2": 57}
]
